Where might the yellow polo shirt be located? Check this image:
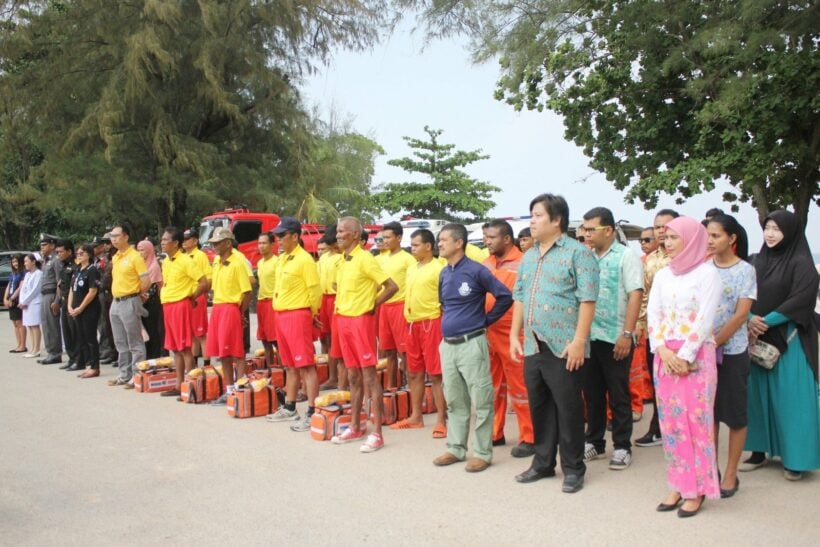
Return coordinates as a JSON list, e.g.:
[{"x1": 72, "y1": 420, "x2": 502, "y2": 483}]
[
  {"x1": 187, "y1": 247, "x2": 212, "y2": 280},
  {"x1": 376, "y1": 249, "x2": 415, "y2": 304},
  {"x1": 466, "y1": 243, "x2": 489, "y2": 263},
  {"x1": 111, "y1": 246, "x2": 148, "y2": 298},
  {"x1": 211, "y1": 249, "x2": 252, "y2": 305},
  {"x1": 256, "y1": 254, "x2": 277, "y2": 300},
  {"x1": 273, "y1": 245, "x2": 320, "y2": 313},
  {"x1": 335, "y1": 245, "x2": 389, "y2": 317},
  {"x1": 404, "y1": 257, "x2": 445, "y2": 322},
  {"x1": 318, "y1": 251, "x2": 343, "y2": 295},
  {"x1": 160, "y1": 250, "x2": 205, "y2": 304}
]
